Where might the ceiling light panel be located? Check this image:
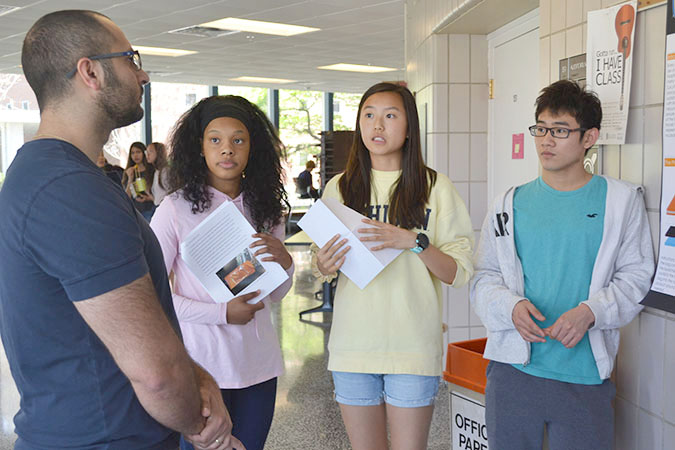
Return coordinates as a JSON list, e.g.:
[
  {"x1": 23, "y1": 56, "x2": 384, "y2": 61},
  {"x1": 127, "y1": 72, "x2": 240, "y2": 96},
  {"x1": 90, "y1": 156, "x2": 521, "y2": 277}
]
[
  {"x1": 229, "y1": 76, "x2": 295, "y2": 84},
  {"x1": 199, "y1": 18, "x2": 319, "y2": 37},
  {"x1": 133, "y1": 46, "x2": 197, "y2": 57},
  {"x1": 169, "y1": 26, "x2": 240, "y2": 38},
  {"x1": 317, "y1": 63, "x2": 398, "y2": 73},
  {"x1": 0, "y1": 5, "x2": 20, "y2": 17}
]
